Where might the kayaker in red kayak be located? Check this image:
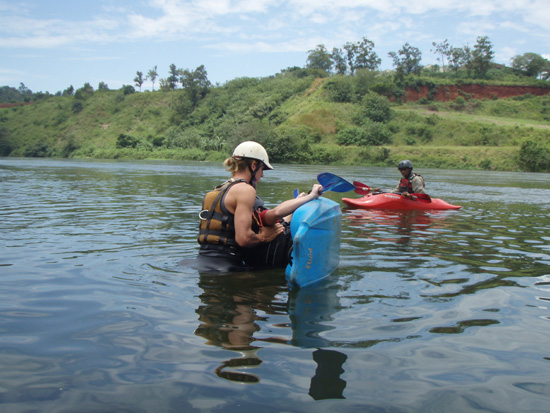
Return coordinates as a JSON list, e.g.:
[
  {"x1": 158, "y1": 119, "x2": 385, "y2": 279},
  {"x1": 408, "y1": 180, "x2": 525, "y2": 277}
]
[
  {"x1": 371, "y1": 160, "x2": 426, "y2": 198},
  {"x1": 394, "y1": 160, "x2": 426, "y2": 198},
  {"x1": 343, "y1": 160, "x2": 462, "y2": 210}
]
